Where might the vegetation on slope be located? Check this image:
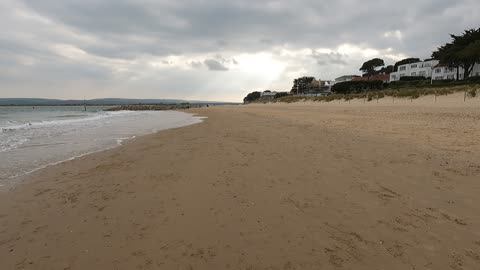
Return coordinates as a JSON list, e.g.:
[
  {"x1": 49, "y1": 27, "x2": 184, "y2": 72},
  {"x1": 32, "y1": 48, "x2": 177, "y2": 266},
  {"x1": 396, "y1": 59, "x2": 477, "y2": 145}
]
[{"x1": 274, "y1": 84, "x2": 480, "y2": 103}]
